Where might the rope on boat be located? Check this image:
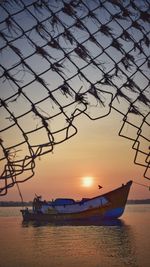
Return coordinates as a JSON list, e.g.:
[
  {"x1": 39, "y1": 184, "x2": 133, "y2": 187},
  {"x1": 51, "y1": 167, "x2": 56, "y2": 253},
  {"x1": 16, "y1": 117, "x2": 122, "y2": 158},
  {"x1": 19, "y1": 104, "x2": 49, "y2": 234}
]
[
  {"x1": 14, "y1": 175, "x2": 25, "y2": 208},
  {"x1": 133, "y1": 181, "x2": 150, "y2": 191},
  {"x1": 16, "y1": 183, "x2": 24, "y2": 205}
]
